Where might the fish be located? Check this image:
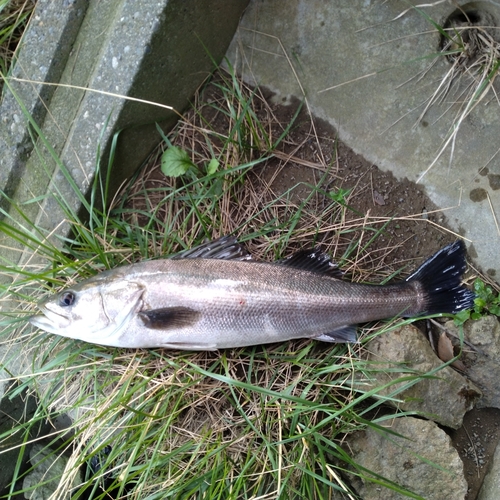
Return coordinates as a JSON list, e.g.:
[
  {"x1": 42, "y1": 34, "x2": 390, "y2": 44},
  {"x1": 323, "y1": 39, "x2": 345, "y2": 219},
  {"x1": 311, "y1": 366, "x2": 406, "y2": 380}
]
[{"x1": 29, "y1": 237, "x2": 475, "y2": 350}]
